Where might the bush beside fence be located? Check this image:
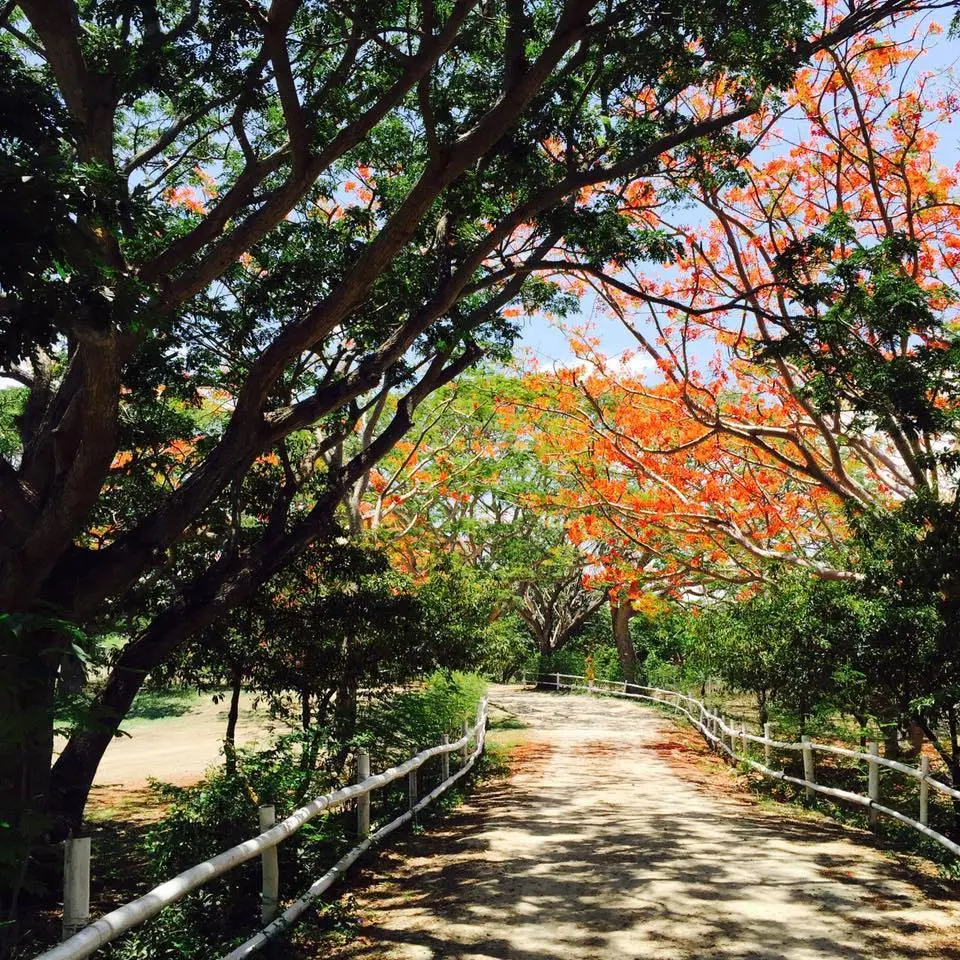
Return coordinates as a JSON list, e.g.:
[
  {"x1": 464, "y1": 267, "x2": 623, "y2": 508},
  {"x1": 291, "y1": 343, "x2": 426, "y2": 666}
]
[{"x1": 37, "y1": 699, "x2": 488, "y2": 960}]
